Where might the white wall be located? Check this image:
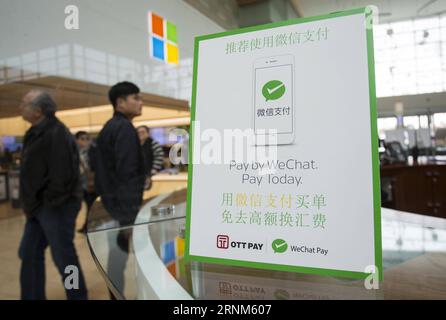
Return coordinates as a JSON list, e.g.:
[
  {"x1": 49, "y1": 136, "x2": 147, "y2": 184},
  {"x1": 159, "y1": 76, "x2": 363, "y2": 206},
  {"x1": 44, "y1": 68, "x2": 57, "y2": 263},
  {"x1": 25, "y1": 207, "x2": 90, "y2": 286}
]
[{"x1": 0, "y1": 0, "x2": 224, "y2": 102}]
